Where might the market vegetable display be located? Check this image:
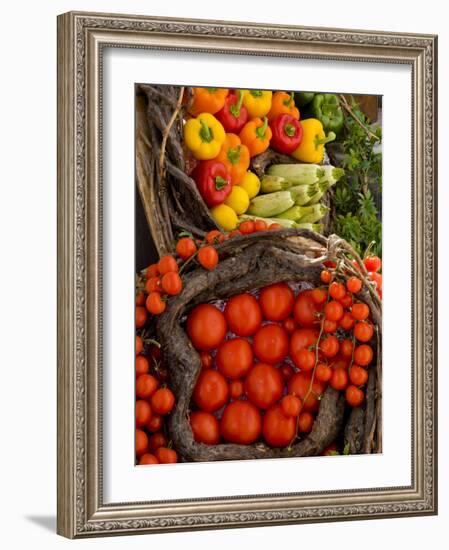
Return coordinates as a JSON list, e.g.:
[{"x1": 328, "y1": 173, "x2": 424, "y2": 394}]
[{"x1": 135, "y1": 84, "x2": 382, "y2": 465}]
